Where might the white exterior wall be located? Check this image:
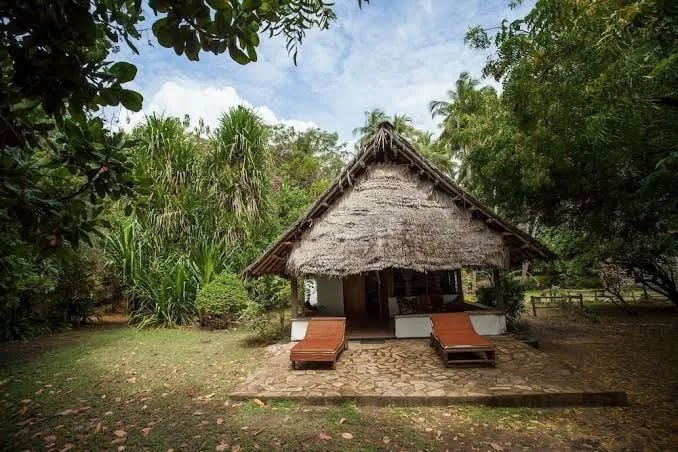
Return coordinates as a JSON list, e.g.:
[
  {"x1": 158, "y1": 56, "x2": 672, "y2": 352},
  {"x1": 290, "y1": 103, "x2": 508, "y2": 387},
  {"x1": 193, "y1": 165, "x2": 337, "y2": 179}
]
[
  {"x1": 315, "y1": 277, "x2": 344, "y2": 316},
  {"x1": 394, "y1": 312, "x2": 506, "y2": 338},
  {"x1": 291, "y1": 319, "x2": 309, "y2": 341}
]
